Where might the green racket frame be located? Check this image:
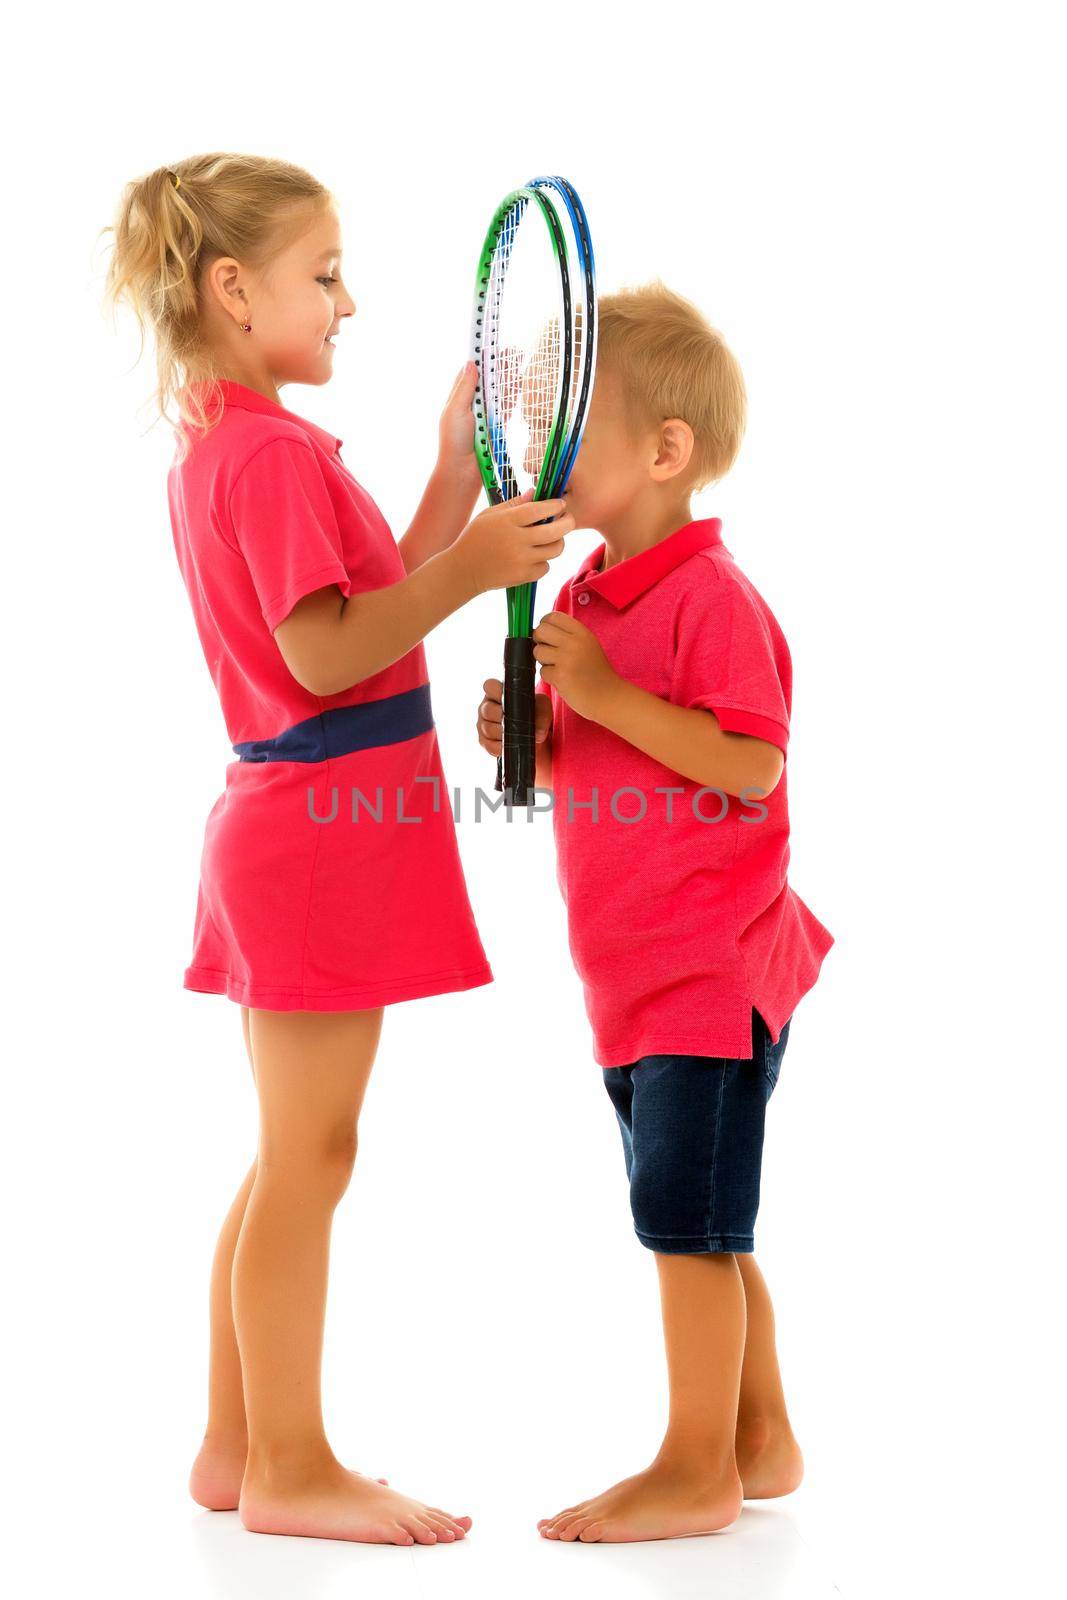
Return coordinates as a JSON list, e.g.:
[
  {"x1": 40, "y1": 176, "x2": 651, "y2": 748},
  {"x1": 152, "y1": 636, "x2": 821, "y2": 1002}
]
[{"x1": 471, "y1": 186, "x2": 578, "y2": 803}]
